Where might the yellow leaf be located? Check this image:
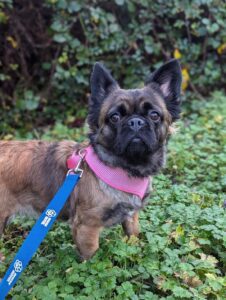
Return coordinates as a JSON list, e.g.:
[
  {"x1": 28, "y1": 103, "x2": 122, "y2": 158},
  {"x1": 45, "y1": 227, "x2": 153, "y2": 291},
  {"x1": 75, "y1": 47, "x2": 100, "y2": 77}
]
[
  {"x1": 214, "y1": 115, "x2": 223, "y2": 124},
  {"x1": 174, "y1": 48, "x2": 182, "y2": 59},
  {"x1": 3, "y1": 134, "x2": 14, "y2": 140},
  {"x1": 0, "y1": 11, "x2": 9, "y2": 23},
  {"x1": 171, "y1": 225, "x2": 184, "y2": 241},
  {"x1": 182, "y1": 68, "x2": 190, "y2": 91},
  {"x1": 175, "y1": 225, "x2": 184, "y2": 238},
  {"x1": 7, "y1": 36, "x2": 18, "y2": 48},
  {"x1": 127, "y1": 235, "x2": 139, "y2": 245},
  {"x1": 200, "y1": 253, "x2": 218, "y2": 266},
  {"x1": 217, "y1": 43, "x2": 226, "y2": 55},
  {"x1": 205, "y1": 273, "x2": 216, "y2": 280}
]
